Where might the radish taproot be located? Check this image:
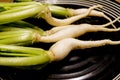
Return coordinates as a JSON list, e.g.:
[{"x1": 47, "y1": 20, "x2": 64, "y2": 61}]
[
  {"x1": 48, "y1": 4, "x2": 116, "y2": 28},
  {"x1": 41, "y1": 4, "x2": 104, "y2": 26},
  {"x1": 49, "y1": 38, "x2": 120, "y2": 61},
  {"x1": 39, "y1": 15, "x2": 120, "y2": 43}
]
